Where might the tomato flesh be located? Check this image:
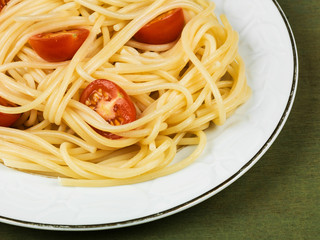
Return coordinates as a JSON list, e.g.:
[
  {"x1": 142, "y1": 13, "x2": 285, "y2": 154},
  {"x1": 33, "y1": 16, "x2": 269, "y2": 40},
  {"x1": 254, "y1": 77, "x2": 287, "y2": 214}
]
[
  {"x1": 133, "y1": 8, "x2": 185, "y2": 44},
  {"x1": 28, "y1": 29, "x2": 89, "y2": 62},
  {"x1": 0, "y1": 97, "x2": 21, "y2": 127},
  {"x1": 80, "y1": 79, "x2": 136, "y2": 139}
]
